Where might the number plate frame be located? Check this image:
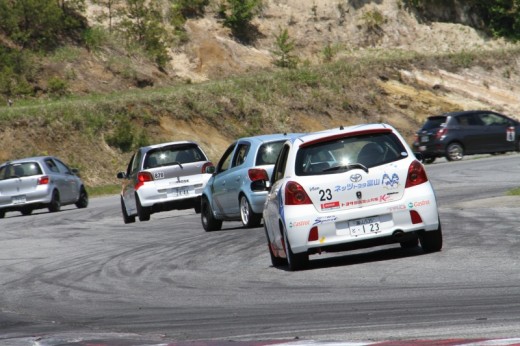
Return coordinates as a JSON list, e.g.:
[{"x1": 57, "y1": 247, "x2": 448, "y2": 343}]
[
  {"x1": 349, "y1": 216, "x2": 381, "y2": 236},
  {"x1": 12, "y1": 195, "x2": 26, "y2": 205}
]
